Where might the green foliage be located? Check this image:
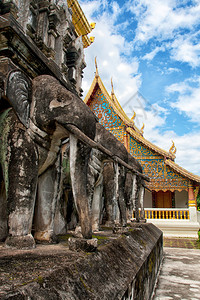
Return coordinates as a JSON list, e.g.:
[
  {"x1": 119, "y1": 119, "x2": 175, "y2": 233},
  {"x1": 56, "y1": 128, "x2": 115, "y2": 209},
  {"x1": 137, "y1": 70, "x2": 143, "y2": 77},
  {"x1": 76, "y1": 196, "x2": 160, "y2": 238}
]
[
  {"x1": 197, "y1": 192, "x2": 200, "y2": 211},
  {"x1": 36, "y1": 276, "x2": 44, "y2": 286}
]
